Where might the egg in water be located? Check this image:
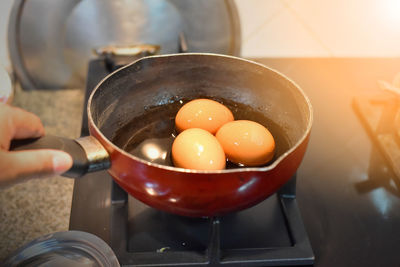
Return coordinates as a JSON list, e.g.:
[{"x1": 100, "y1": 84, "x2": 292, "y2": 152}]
[
  {"x1": 175, "y1": 99, "x2": 234, "y2": 134},
  {"x1": 216, "y1": 120, "x2": 275, "y2": 166},
  {"x1": 172, "y1": 128, "x2": 226, "y2": 170}
]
